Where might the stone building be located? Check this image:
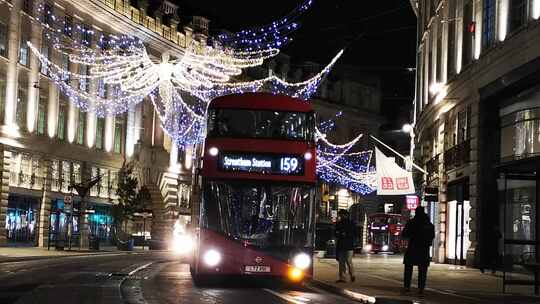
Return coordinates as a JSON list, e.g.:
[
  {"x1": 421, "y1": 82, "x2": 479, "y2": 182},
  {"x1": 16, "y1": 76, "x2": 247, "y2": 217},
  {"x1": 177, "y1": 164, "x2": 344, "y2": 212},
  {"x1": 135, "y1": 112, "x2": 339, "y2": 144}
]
[
  {"x1": 0, "y1": 0, "x2": 203, "y2": 248},
  {"x1": 411, "y1": 0, "x2": 540, "y2": 267}
]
